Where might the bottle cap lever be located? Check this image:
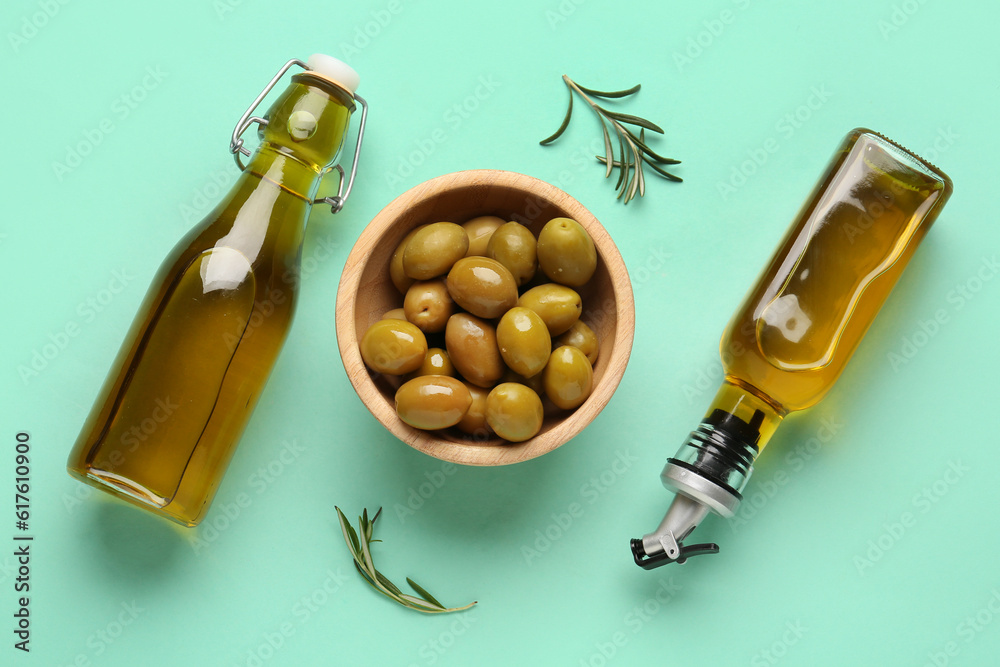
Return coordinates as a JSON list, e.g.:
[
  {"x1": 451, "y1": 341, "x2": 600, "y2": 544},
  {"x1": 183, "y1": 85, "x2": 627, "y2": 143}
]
[
  {"x1": 630, "y1": 538, "x2": 719, "y2": 569},
  {"x1": 631, "y1": 492, "x2": 720, "y2": 569},
  {"x1": 316, "y1": 93, "x2": 367, "y2": 215}
]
